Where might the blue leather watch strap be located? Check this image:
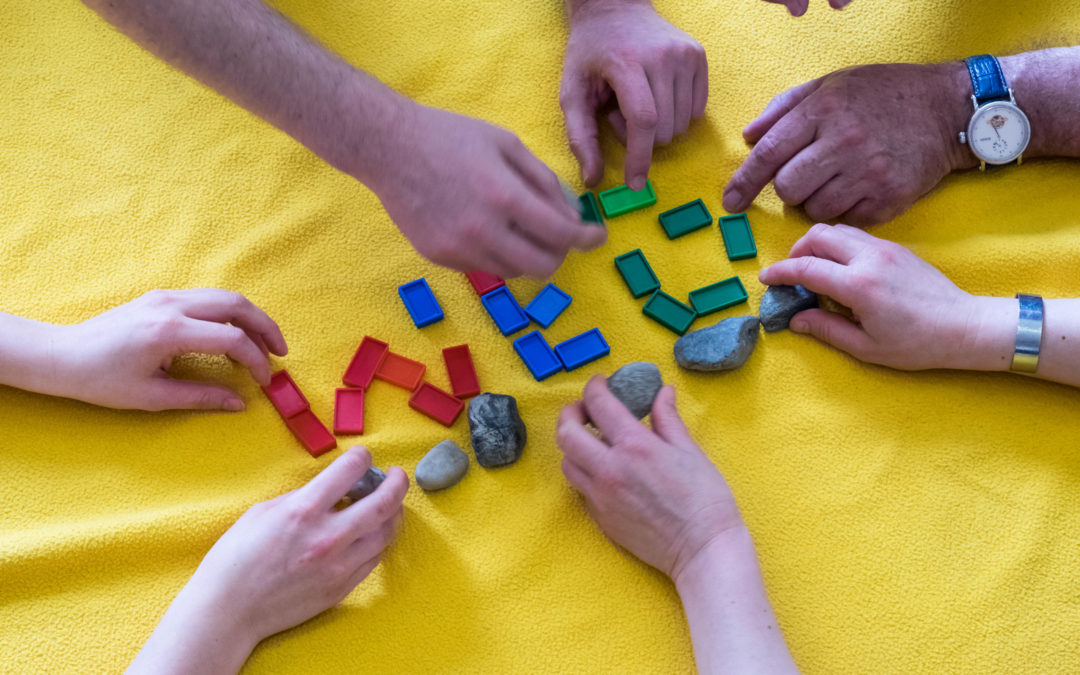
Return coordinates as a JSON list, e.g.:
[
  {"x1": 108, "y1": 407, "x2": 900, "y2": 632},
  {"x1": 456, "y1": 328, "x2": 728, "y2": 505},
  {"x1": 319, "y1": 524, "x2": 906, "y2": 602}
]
[{"x1": 965, "y1": 54, "x2": 1009, "y2": 103}]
